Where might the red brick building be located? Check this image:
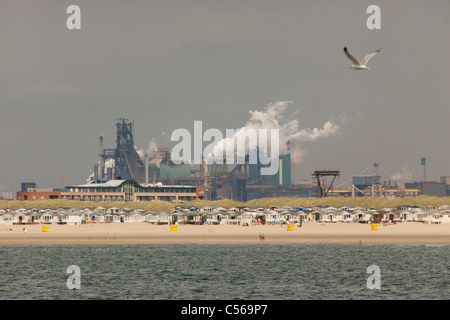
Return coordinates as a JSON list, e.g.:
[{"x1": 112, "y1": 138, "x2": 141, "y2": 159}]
[{"x1": 16, "y1": 191, "x2": 61, "y2": 201}]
